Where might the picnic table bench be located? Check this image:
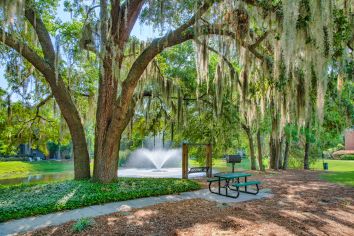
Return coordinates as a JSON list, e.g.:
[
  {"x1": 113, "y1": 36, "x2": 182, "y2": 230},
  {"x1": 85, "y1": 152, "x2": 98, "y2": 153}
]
[
  {"x1": 188, "y1": 167, "x2": 209, "y2": 174},
  {"x1": 207, "y1": 172, "x2": 261, "y2": 198}
]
